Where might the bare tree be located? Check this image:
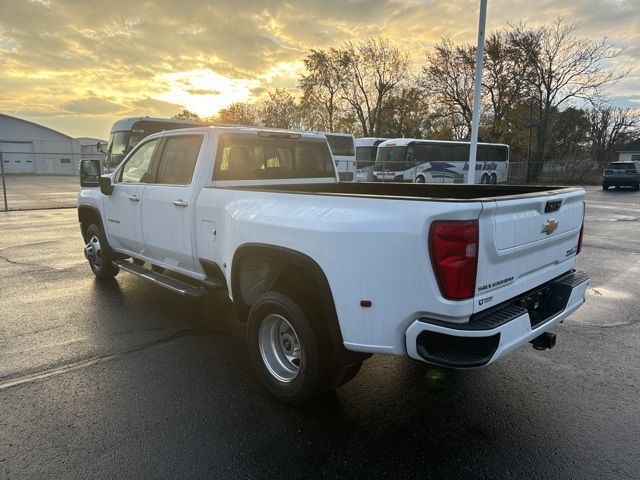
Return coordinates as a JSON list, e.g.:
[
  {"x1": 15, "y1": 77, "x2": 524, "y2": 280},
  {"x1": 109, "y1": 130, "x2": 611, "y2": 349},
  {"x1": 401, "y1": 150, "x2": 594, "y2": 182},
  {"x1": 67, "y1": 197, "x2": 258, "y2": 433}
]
[
  {"x1": 379, "y1": 86, "x2": 430, "y2": 138},
  {"x1": 421, "y1": 39, "x2": 475, "y2": 139},
  {"x1": 213, "y1": 102, "x2": 260, "y2": 126},
  {"x1": 299, "y1": 49, "x2": 343, "y2": 132},
  {"x1": 589, "y1": 105, "x2": 639, "y2": 169},
  {"x1": 172, "y1": 109, "x2": 202, "y2": 121},
  {"x1": 339, "y1": 37, "x2": 410, "y2": 137},
  {"x1": 511, "y1": 18, "x2": 626, "y2": 178},
  {"x1": 482, "y1": 30, "x2": 534, "y2": 142},
  {"x1": 260, "y1": 88, "x2": 299, "y2": 129}
]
